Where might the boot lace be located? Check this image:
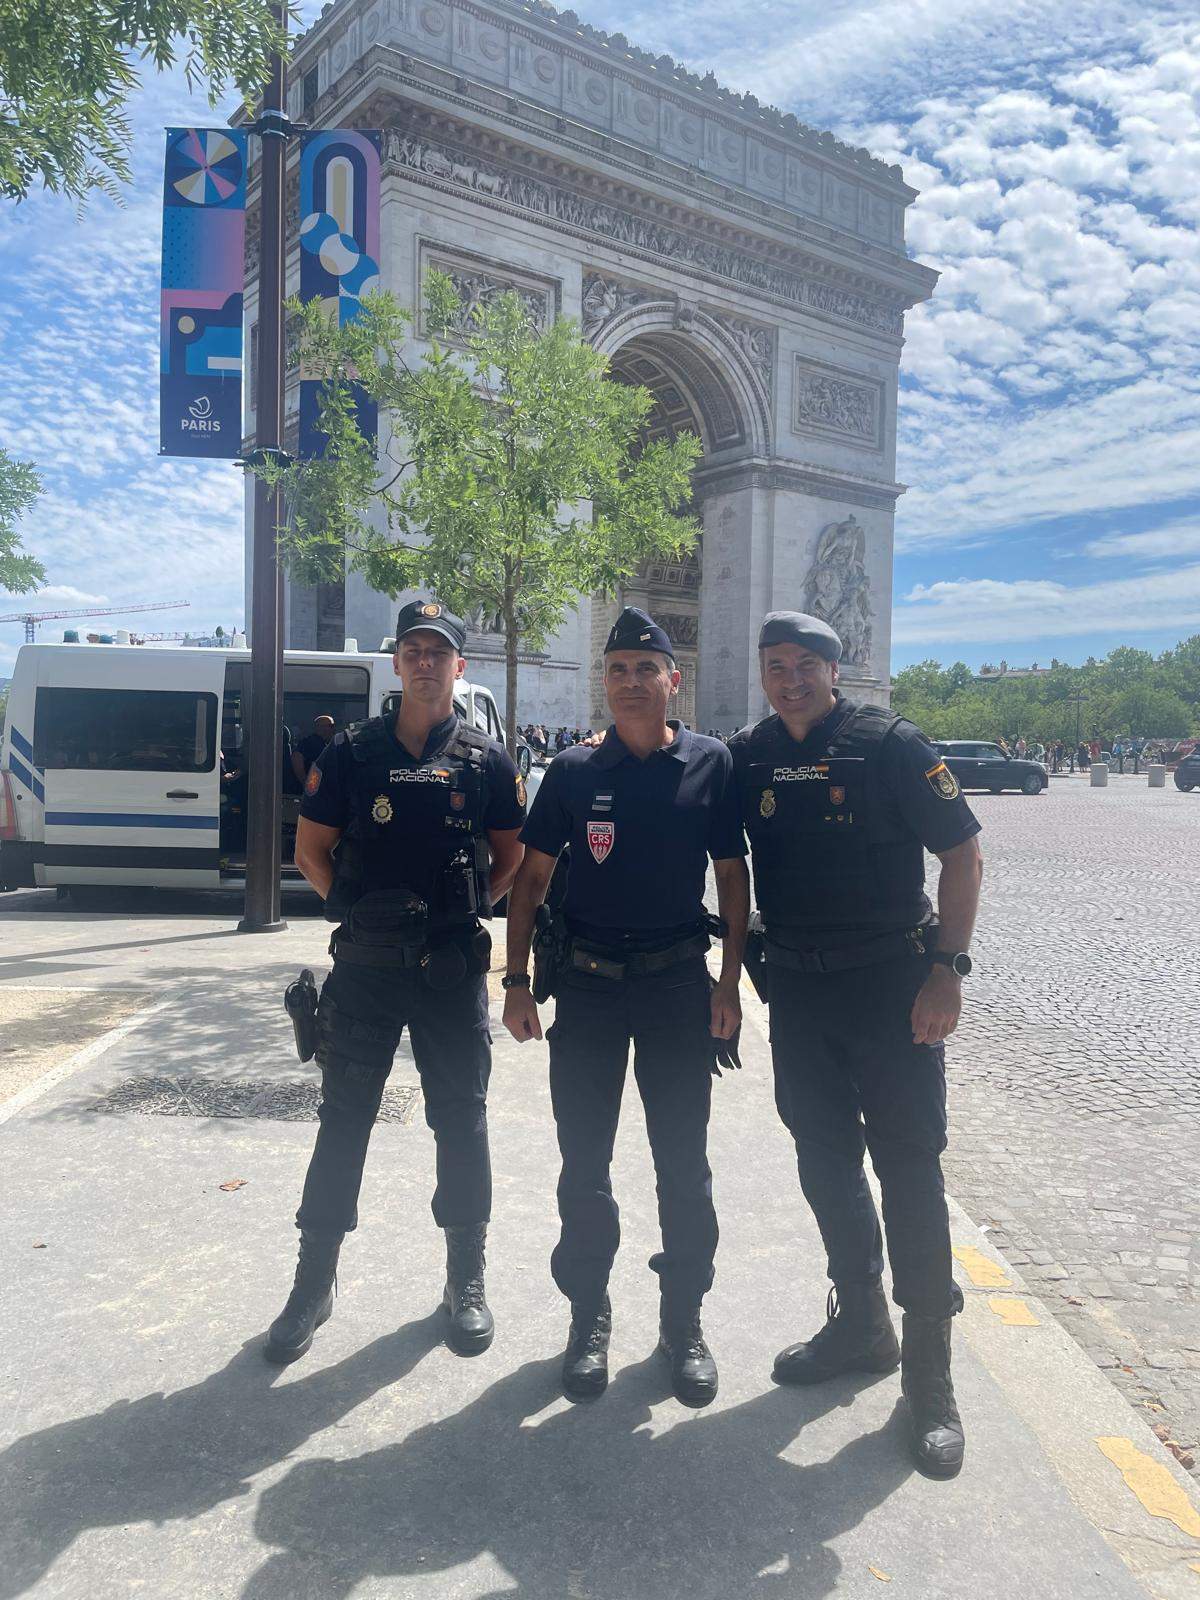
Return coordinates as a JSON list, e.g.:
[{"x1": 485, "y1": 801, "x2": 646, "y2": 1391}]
[
  {"x1": 453, "y1": 1277, "x2": 487, "y2": 1312},
  {"x1": 805, "y1": 1286, "x2": 843, "y2": 1357}
]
